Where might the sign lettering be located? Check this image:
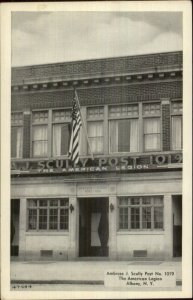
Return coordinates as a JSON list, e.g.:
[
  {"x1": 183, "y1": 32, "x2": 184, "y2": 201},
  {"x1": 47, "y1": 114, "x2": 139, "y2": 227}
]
[{"x1": 11, "y1": 153, "x2": 182, "y2": 175}]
